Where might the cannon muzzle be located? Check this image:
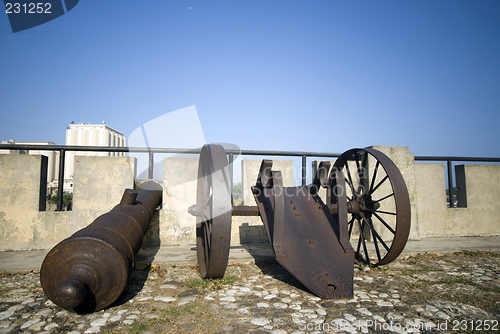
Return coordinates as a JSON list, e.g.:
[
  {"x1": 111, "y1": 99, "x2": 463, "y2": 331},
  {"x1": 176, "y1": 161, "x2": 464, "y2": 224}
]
[{"x1": 40, "y1": 181, "x2": 162, "y2": 313}]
